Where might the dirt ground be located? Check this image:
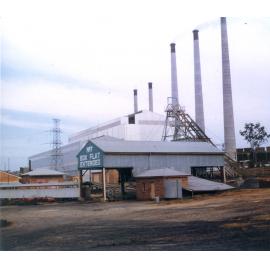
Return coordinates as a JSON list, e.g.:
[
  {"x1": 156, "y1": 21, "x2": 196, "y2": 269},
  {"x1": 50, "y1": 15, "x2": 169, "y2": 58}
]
[{"x1": 1, "y1": 189, "x2": 270, "y2": 251}]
